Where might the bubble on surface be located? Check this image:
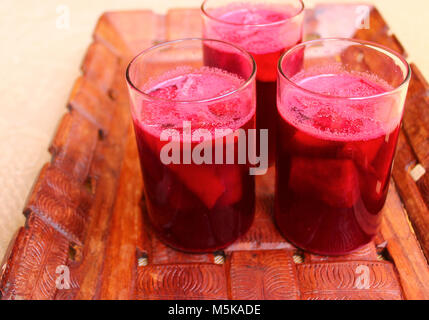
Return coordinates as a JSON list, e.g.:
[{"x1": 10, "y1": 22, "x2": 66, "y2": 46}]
[
  {"x1": 138, "y1": 66, "x2": 254, "y2": 141},
  {"x1": 278, "y1": 68, "x2": 399, "y2": 141},
  {"x1": 205, "y1": 3, "x2": 302, "y2": 54}
]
